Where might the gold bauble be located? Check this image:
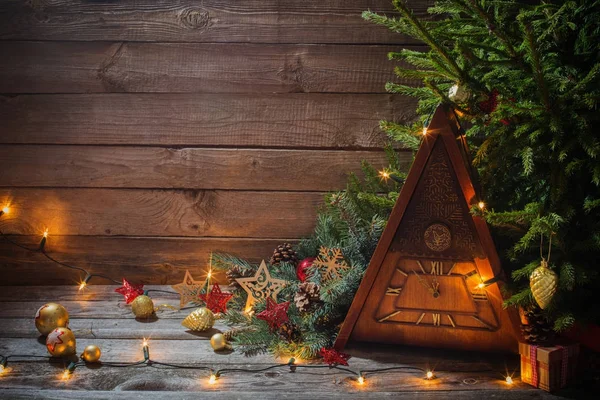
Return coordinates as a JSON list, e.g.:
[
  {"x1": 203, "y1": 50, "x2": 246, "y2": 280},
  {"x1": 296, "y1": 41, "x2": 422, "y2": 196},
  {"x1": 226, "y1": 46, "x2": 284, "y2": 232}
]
[
  {"x1": 210, "y1": 333, "x2": 232, "y2": 351},
  {"x1": 530, "y1": 260, "x2": 558, "y2": 310},
  {"x1": 182, "y1": 307, "x2": 215, "y2": 332},
  {"x1": 46, "y1": 327, "x2": 76, "y2": 357},
  {"x1": 131, "y1": 295, "x2": 155, "y2": 318},
  {"x1": 81, "y1": 344, "x2": 102, "y2": 363},
  {"x1": 35, "y1": 303, "x2": 69, "y2": 336}
]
